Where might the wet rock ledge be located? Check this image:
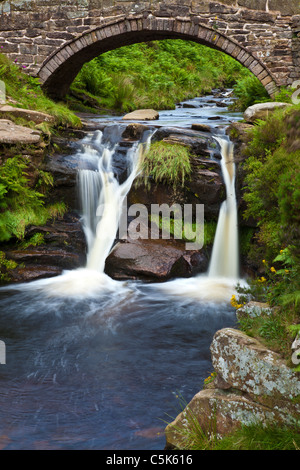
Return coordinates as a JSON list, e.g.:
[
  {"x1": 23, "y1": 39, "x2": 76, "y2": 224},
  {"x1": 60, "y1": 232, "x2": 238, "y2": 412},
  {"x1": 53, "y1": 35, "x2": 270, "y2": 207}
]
[{"x1": 165, "y1": 319, "x2": 300, "y2": 449}]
